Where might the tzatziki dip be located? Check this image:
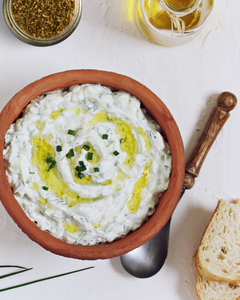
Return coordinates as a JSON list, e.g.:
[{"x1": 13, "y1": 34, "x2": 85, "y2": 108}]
[{"x1": 3, "y1": 84, "x2": 171, "y2": 245}]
